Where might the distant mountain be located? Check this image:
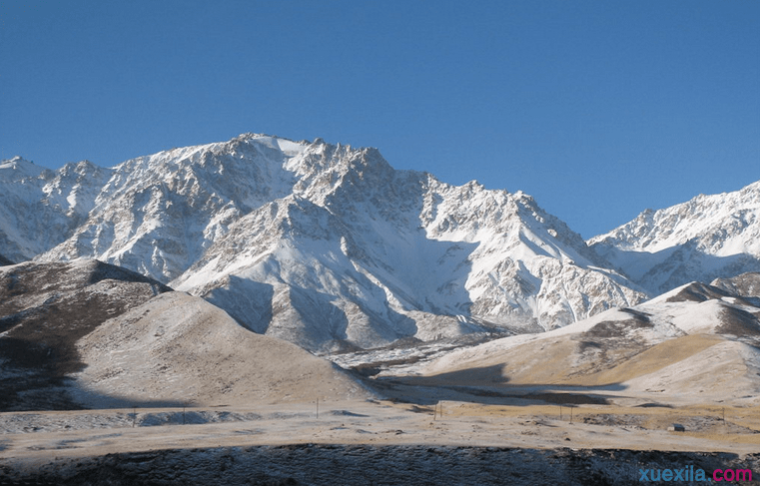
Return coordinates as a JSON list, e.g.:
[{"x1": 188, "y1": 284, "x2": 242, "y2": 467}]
[
  {"x1": 0, "y1": 254, "x2": 12, "y2": 266},
  {"x1": 3, "y1": 134, "x2": 644, "y2": 352},
  {"x1": 589, "y1": 181, "x2": 760, "y2": 294}
]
